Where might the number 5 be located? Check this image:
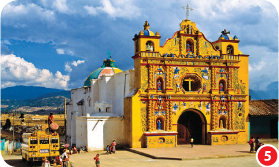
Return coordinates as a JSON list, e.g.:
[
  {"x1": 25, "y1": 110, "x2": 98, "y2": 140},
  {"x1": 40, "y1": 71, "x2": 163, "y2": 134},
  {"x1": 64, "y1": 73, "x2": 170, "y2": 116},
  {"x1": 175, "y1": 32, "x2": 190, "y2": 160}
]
[{"x1": 265, "y1": 151, "x2": 271, "y2": 161}]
